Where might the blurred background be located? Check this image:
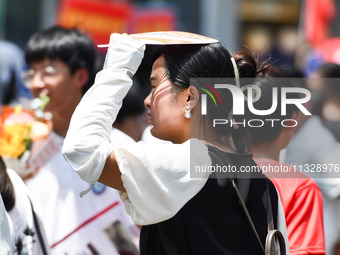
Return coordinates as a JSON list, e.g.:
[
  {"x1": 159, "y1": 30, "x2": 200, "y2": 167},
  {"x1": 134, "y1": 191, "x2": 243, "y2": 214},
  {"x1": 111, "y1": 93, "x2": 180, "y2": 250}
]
[
  {"x1": 1, "y1": 1, "x2": 340, "y2": 253},
  {"x1": 0, "y1": 0, "x2": 339, "y2": 86}
]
